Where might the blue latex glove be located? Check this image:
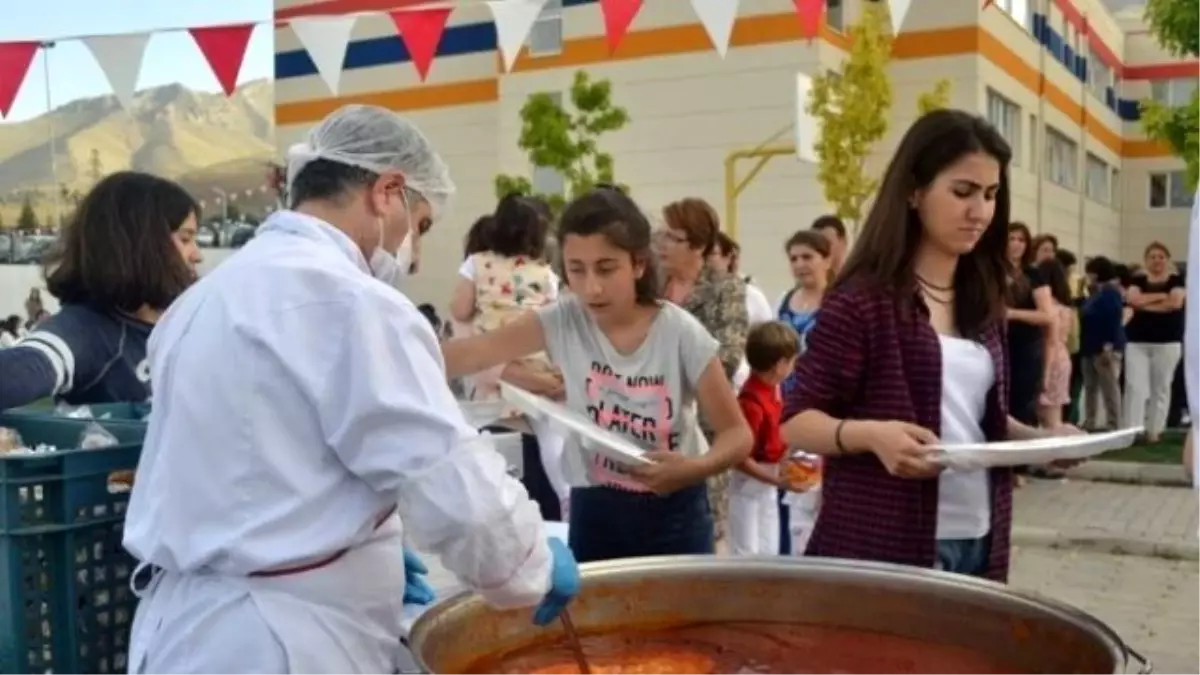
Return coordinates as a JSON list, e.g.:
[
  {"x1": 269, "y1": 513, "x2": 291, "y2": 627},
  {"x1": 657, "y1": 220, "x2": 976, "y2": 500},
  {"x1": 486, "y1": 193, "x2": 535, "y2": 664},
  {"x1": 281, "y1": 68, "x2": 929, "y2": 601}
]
[
  {"x1": 402, "y1": 548, "x2": 436, "y2": 606},
  {"x1": 532, "y1": 538, "x2": 580, "y2": 626}
]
